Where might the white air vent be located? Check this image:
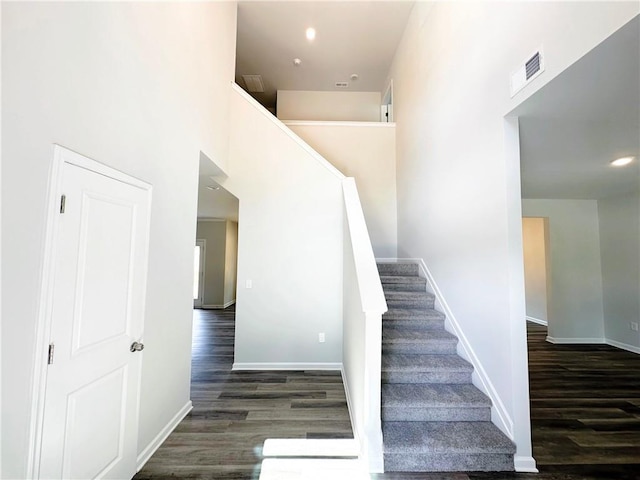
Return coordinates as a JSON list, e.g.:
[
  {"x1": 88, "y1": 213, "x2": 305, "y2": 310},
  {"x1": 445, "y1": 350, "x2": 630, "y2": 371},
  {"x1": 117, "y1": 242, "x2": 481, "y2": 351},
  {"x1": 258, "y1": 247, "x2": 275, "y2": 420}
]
[
  {"x1": 242, "y1": 75, "x2": 265, "y2": 93},
  {"x1": 335, "y1": 82, "x2": 349, "y2": 88},
  {"x1": 510, "y1": 48, "x2": 544, "y2": 97}
]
